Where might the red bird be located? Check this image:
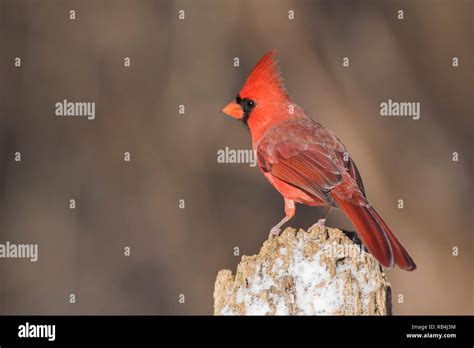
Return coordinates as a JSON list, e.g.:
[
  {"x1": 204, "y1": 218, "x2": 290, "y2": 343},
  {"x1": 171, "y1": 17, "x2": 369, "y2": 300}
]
[{"x1": 222, "y1": 50, "x2": 416, "y2": 271}]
